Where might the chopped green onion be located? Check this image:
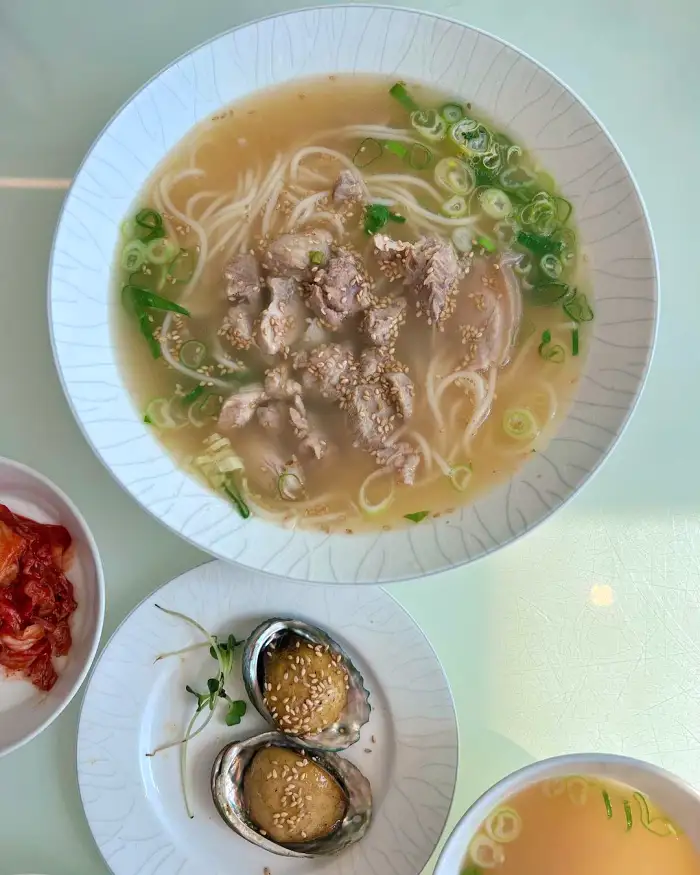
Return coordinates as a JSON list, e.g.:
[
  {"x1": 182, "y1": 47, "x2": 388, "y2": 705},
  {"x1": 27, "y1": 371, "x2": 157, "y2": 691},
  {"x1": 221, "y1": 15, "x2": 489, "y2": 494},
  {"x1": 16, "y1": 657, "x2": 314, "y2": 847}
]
[
  {"x1": 353, "y1": 137, "x2": 383, "y2": 168},
  {"x1": 410, "y1": 108, "x2": 448, "y2": 142},
  {"x1": 633, "y1": 792, "x2": 677, "y2": 837},
  {"x1": 408, "y1": 142, "x2": 432, "y2": 170},
  {"x1": 124, "y1": 285, "x2": 190, "y2": 316},
  {"x1": 146, "y1": 237, "x2": 178, "y2": 265},
  {"x1": 188, "y1": 392, "x2": 220, "y2": 427},
  {"x1": 529, "y1": 281, "x2": 572, "y2": 306},
  {"x1": 168, "y1": 248, "x2": 195, "y2": 283},
  {"x1": 479, "y1": 187, "x2": 513, "y2": 220},
  {"x1": 384, "y1": 139, "x2": 408, "y2": 159},
  {"x1": 499, "y1": 165, "x2": 538, "y2": 191},
  {"x1": 473, "y1": 162, "x2": 499, "y2": 187},
  {"x1": 135, "y1": 306, "x2": 161, "y2": 359},
  {"x1": 364, "y1": 203, "x2": 390, "y2": 235},
  {"x1": 452, "y1": 227, "x2": 473, "y2": 253},
  {"x1": 179, "y1": 340, "x2": 206, "y2": 369},
  {"x1": 602, "y1": 790, "x2": 613, "y2": 819},
  {"x1": 223, "y1": 482, "x2": 250, "y2": 519},
  {"x1": 516, "y1": 230, "x2": 564, "y2": 257},
  {"x1": 277, "y1": 471, "x2": 304, "y2": 501},
  {"x1": 128, "y1": 264, "x2": 167, "y2": 293},
  {"x1": 309, "y1": 249, "x2": 325, "y2": 265},
  {"x1": 539, "y1": 343, "x2": 565, "y2": 363},
  {"x1": 441, "y1": 195, "x2": 468, "y2": 218},
  {"x1": 404, "y1": 510, "x2": 429, "y2": 523},
  {"x1": 389, "y1": 212, "x2": 406, "y2": 224},
  {"x1": 182, "y1": 384, "x2": 206, "y2": 406},
  {"x1": 452, "y1": 122, "x2": 492, "y2": 156},
  {"x1": 541, "y1": 329, "x2": 552, "y2": 345},
  {"x1": 477, "y1": 235, "x2": 497, "y2": 253},
  {"x1": 624, "y1": 799, "x2": 633, "y2": 832},
  {"x1": 503, "y1": 408, "x2": 538, "y2": 441},
  {"x1": 440, "y1": 103, "x2": 464, "y2": 123},
  {"x1": 520, "y1": 191, "x2": 559, "y2": 236},
  {"x1": 144, "y1": 397, "x2": 180, "y2": 429},
  {"x1": 540, "y1": 253, "x2": 563, "y2": 279},
  {"x1": 563, "y1": 292, "x2": 594, "y2": 323},
  {"x1": 434, "y1": 157, "x2": 474, "y2": 195},
  {"x1": 135, "y1": 208, "x2": 166, "y2": 242},
  {"x1": 554, "y1": 196, "x2": 573, "y2": 224},
  {"x1": 121, "y1": 239, "x2": 147, "y2": 271},
  {"x1": 449, "y1": 465, "x2": 472, "y2": 492},
  {"x1": 389, "y1": 81, "x2": 420, "y2": 113},
  {"x1": 572, "y1": 327, "x2": 579, "y2": 356}
]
